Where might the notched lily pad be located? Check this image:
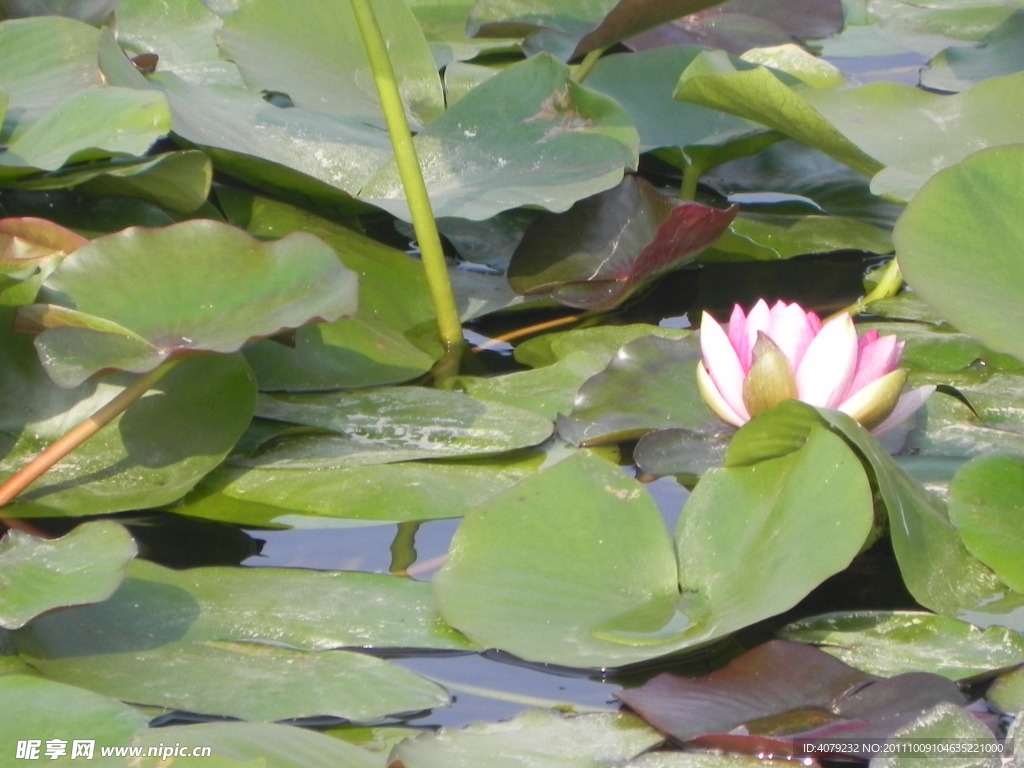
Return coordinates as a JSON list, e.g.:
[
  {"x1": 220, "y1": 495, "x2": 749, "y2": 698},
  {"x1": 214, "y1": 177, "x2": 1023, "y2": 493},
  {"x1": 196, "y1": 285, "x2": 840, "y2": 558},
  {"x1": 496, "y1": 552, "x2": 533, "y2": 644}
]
[
  {"x1": 509, "y1": 175, "x2": 737, "y2": 311},
  {"x1": 0, "y1": 520, "x2": 136, "y2": 630},
  {"x1": 17, "y1": 220, "x2": 357, "y2": 386}
]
